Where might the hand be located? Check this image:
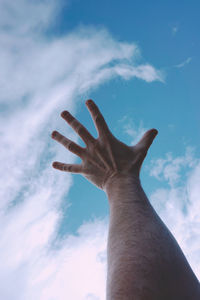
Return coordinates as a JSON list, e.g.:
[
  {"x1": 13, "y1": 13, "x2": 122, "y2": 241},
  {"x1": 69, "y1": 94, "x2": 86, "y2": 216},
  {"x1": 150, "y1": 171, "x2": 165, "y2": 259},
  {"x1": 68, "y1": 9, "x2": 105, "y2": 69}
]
[{"x1": 51, "y1": 100, "x2": 158, "y2": 190}]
